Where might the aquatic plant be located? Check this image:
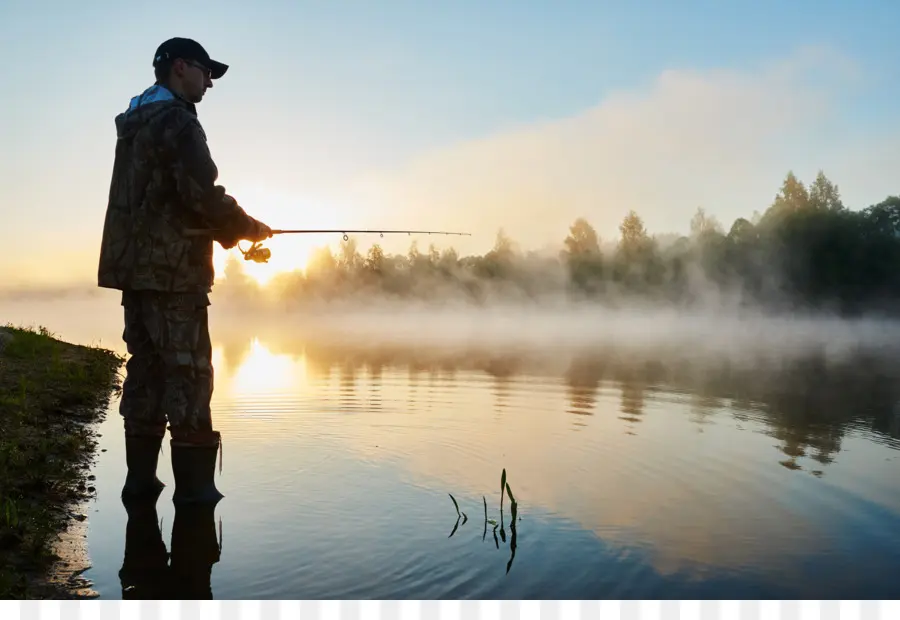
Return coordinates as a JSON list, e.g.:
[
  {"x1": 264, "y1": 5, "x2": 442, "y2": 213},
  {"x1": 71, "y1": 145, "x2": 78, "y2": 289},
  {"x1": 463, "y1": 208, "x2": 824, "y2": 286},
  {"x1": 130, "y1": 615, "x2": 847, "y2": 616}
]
[{"x1": 446, "y1": 468, "x2": 520, "y2": 573}]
